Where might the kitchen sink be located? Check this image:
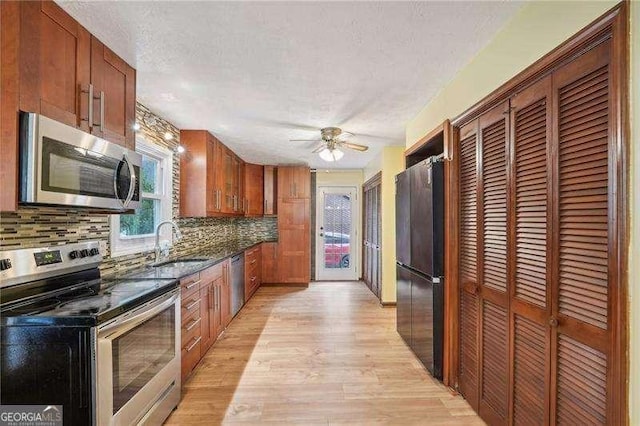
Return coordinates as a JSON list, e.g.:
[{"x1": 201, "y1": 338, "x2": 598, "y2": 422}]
[{"x1": 152, "y1": 259, "x2": 208, "y2": 268}]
